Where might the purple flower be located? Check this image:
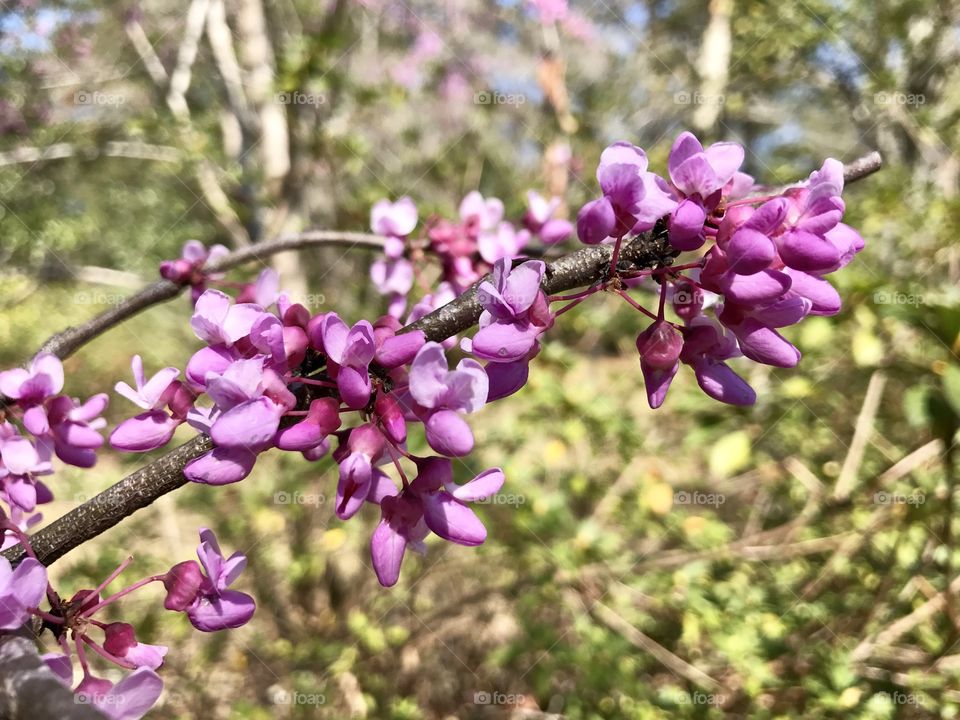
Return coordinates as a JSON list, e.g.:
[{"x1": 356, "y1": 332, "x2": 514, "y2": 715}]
[
  {"x1": 204, "y1": 358, "x2": 290, "y2": 449},
  {"x1": 636, "y1": 320, "x2": 684, "y2": 409},
  {"x1": 371, "y1": 196, "x2": 418, "y2": 255},
  {"x1": 181, "y1": 527, "x2": 256, "y2": 632},
  {"x1": 335, "y1": 424, "x2": 386, "y2": 520},
  {"x1": 110, "y1": 356, "x2": 183, "y2": 452},
  {"x1": 160, "y1": 240, "x2": 229, "y2": 303},
  {"x1": 322, "y1": 314, "x2": 376, "y2": 409},
  {"x1": 0, "y1": 555, "x2": 47, "y2": 629},
  {"x1": 459, "y1": 191, "x2": 504, "y2": 232},
  {"x1": 468, "y1": 259, "x2": 554, "y2": 363},
  {"x1": 190, "y1": 289, "x2": 266, "y2": 348},
  {"x1": 665, "y1": 132, "x2": 745, "y2": 250},
  {"x1": 576, "y1": 142, "x2": 678, "y2": 245},
  {"x1": 0, "y1": 353, "x2": 63, "y2": 405},
  {"x1": 478, "y1": 221, "x2": 531, "y2": 264},
  {"x1": 75, "y1": 667, "x2": 164, "y2": 720},
  {"x1": 408, "y1": 342, "x2": 488, "y2": 456},
  {"x1": 679, "y1": 318, "x2": 756, "y2": 406},
  {"x1": 102, "y1": 622, "x2": 168, "y2": 670},
  {"x1": 370, "y1": 458, "x2": 504, "y2": 586}
]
